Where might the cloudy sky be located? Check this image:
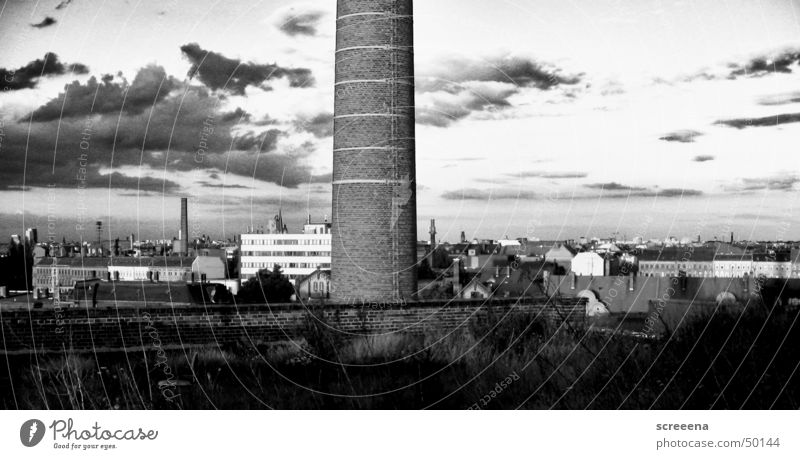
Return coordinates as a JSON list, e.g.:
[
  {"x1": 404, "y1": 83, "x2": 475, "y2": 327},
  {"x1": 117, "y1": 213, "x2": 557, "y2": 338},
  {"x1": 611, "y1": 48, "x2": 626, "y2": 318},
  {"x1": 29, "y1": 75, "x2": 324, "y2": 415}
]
[{"x1": 1, "y1": 0, "x2": 799, "y2": 243}]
